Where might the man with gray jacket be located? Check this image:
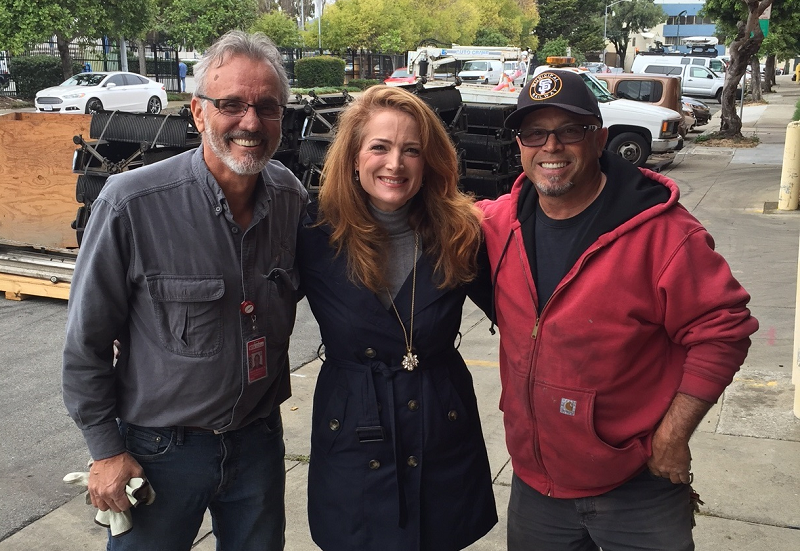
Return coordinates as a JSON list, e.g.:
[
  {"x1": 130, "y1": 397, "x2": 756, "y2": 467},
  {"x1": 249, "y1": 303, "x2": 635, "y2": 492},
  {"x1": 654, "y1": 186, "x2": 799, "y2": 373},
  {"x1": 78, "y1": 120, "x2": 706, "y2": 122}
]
[{"x1": 63, "y1": 31, "x2": 306, "y2": 550}]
